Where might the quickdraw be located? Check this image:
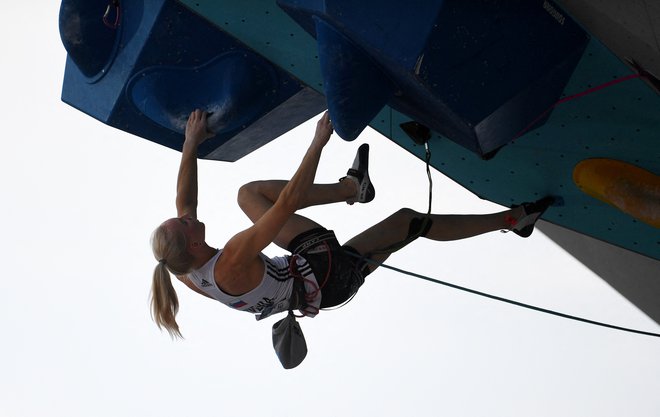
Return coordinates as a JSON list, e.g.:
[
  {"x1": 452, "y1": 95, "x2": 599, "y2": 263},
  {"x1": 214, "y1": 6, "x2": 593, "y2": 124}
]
[{"x1": 103, "y1": 0, "x2": 121, "y2": 29}]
